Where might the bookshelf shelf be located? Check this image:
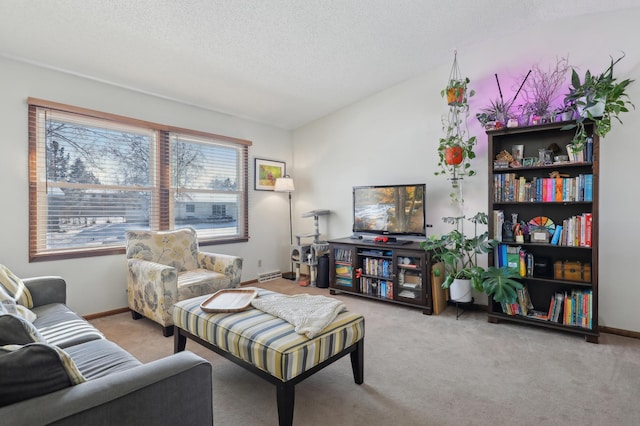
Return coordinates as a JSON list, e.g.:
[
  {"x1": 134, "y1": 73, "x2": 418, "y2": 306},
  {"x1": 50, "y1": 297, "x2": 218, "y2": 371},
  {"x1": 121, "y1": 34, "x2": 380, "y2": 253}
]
[
  {"x1": 328, "y1": 239, "x2": 435, "y2": 315},
  {"x1": 486, "y1": 121, "x2": 599, "y2": 343}
]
